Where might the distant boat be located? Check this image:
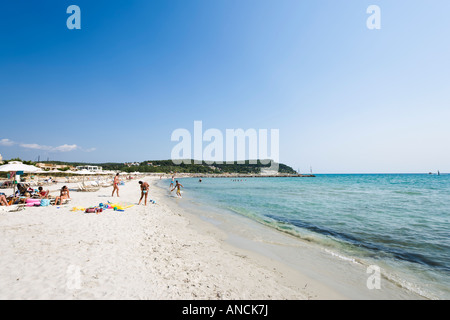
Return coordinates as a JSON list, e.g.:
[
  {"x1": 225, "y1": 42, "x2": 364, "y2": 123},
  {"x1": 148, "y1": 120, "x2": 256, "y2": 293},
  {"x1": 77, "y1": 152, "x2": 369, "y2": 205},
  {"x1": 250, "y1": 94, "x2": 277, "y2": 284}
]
[{"x1": 438, "y1": 170, "x2": 440, "y2": 176}]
